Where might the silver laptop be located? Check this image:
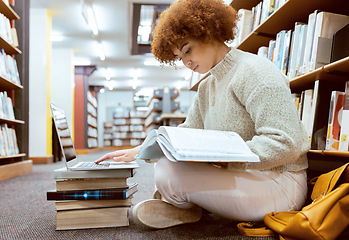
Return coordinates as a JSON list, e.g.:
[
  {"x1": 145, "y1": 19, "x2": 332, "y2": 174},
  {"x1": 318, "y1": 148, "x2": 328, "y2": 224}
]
[{"x1": 50, "y1": 103, "x2": 139, "y2": 171}]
